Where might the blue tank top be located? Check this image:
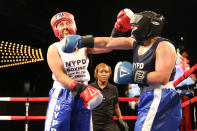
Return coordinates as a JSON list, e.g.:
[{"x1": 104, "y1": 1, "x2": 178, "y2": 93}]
[{"x1": 133, "y1": 37, "x2": 176, "y2": 81}]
